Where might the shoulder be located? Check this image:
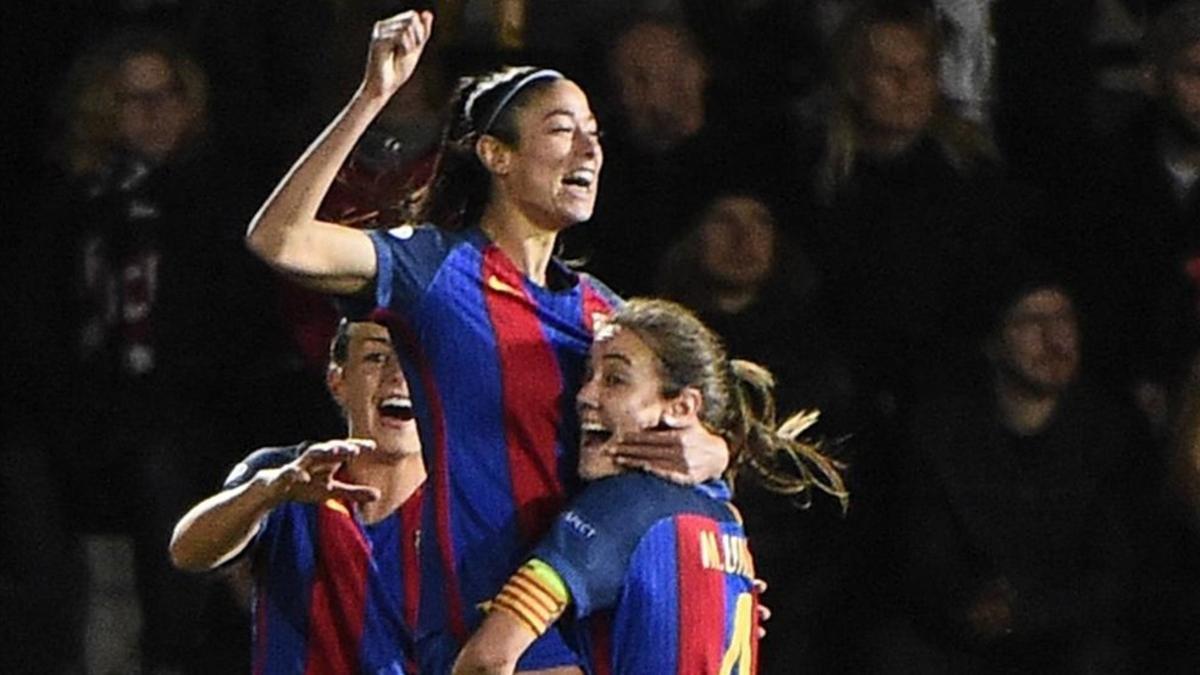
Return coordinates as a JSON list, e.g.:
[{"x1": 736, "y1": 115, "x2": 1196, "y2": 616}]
[
  {"x1": 222, "y1": 443, "x2": 306, "y2": 490},
  {"x1": 578, "y1": 271, "x2": 624, "y2": 309},
  {"x1": 569, "y1": 474, "x2": 729, "y2": 538}
]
